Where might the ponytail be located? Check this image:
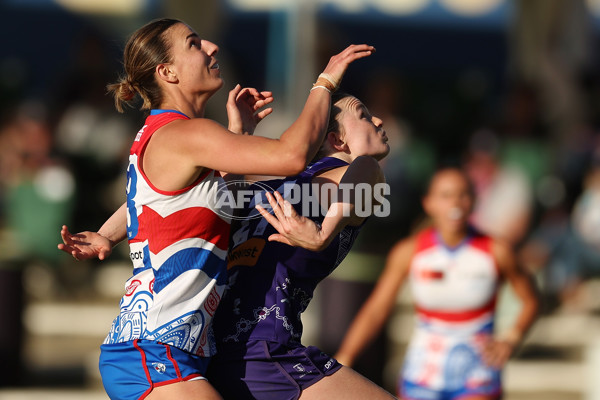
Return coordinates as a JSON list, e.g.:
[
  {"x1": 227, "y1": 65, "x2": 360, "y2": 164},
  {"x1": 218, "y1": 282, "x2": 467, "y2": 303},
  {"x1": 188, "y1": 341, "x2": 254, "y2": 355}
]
[{"x1": 107, "y1": 18, "x2": 180, "y2": 113}]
